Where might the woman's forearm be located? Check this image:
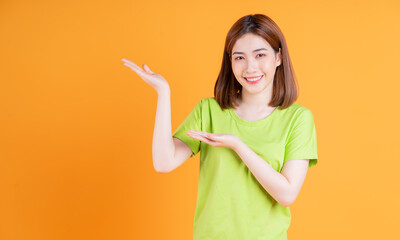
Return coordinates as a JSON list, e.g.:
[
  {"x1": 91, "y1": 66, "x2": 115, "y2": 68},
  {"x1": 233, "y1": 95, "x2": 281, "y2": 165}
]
[
  {"x1": 233, "y1": 141, "x2": 292, "y2": 207},
  {"x1": 152, "y1": 88, "x2": 175, "y2": 172}
]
